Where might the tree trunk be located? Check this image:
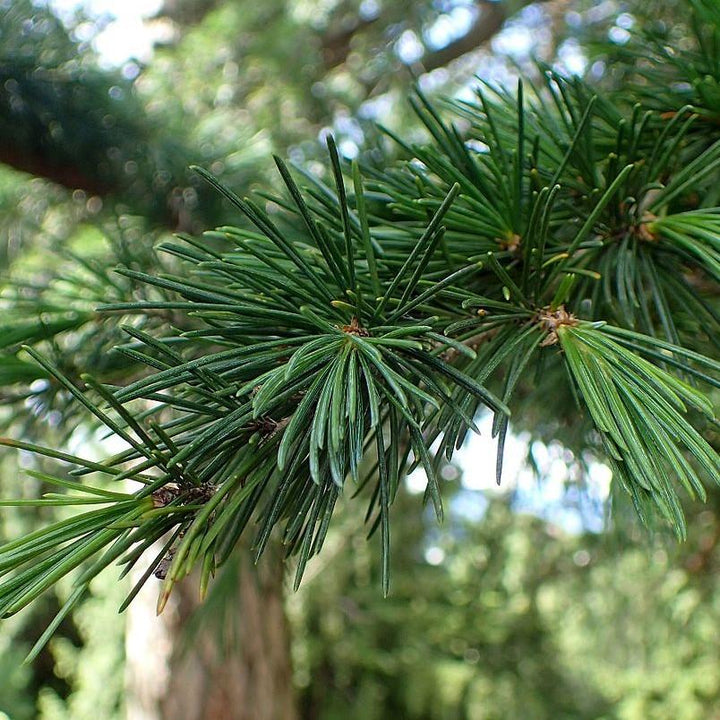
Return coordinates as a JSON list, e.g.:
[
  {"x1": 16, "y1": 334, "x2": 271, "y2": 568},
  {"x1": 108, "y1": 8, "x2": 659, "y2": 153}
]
[{"x1": 126, "y1": 550, "x2": 298, "y2": 720}]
